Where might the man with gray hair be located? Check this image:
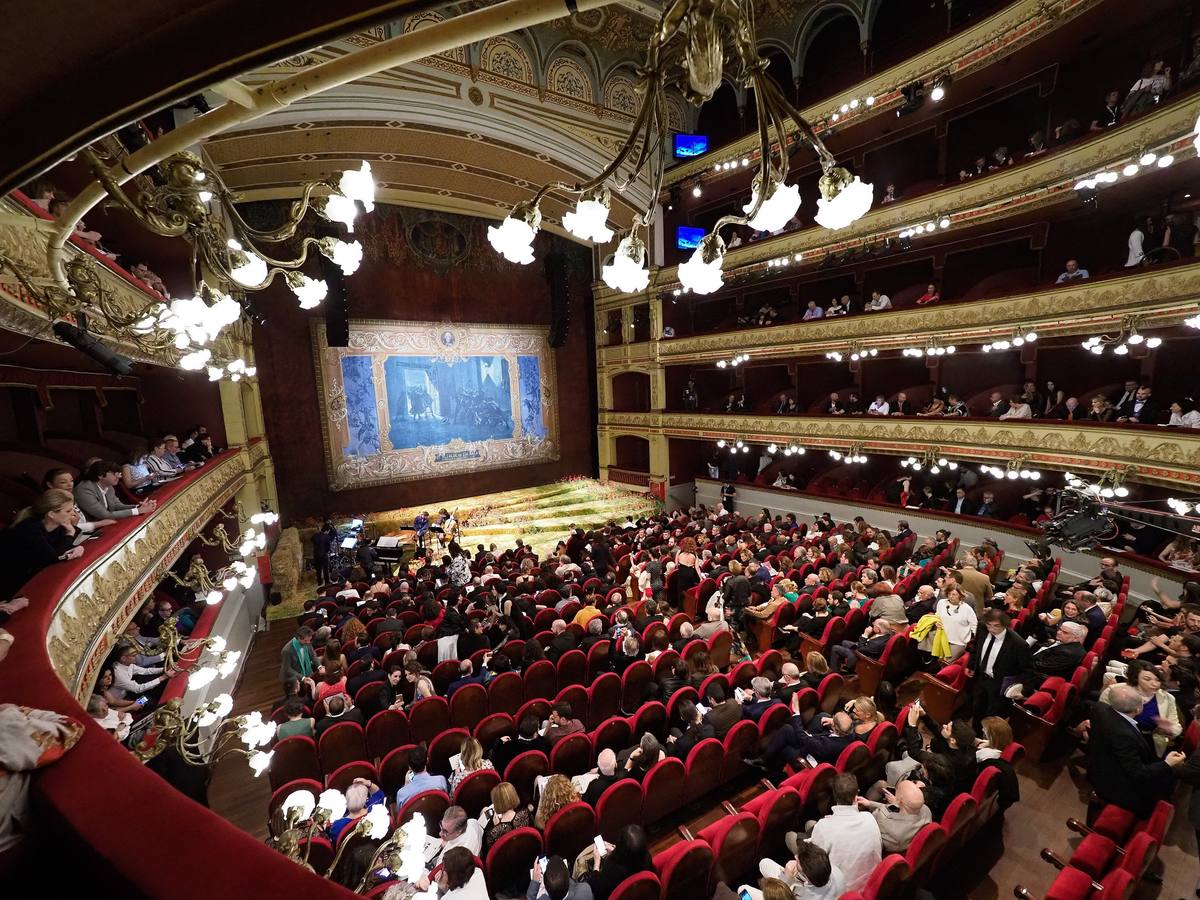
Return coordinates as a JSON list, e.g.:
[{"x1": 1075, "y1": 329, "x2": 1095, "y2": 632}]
[
  {"x1": 329, "y1": 776, "x2": 386, "y2": 841},
  {"x1": 579, "y1": 616, "x2": 606, "y2": 651},
  {"x1": 774, "y1": 662, "x2": 804, "y2": 706},
  {"x1": 671, "y1": 621, "x2": 695, "y2": 653},
  {"x1": 1086, "y1": 683, "x2": 1184, "y2": 817},
  {"x1": 741, "y1": 676, "x2": 782, "y2": 722},
  {"x1": 425, "y1": 804, "x2": 483, "y2": 868},
  {"x1": 1009, "y1": 621, "x2": 1087, "y2": 699}
]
